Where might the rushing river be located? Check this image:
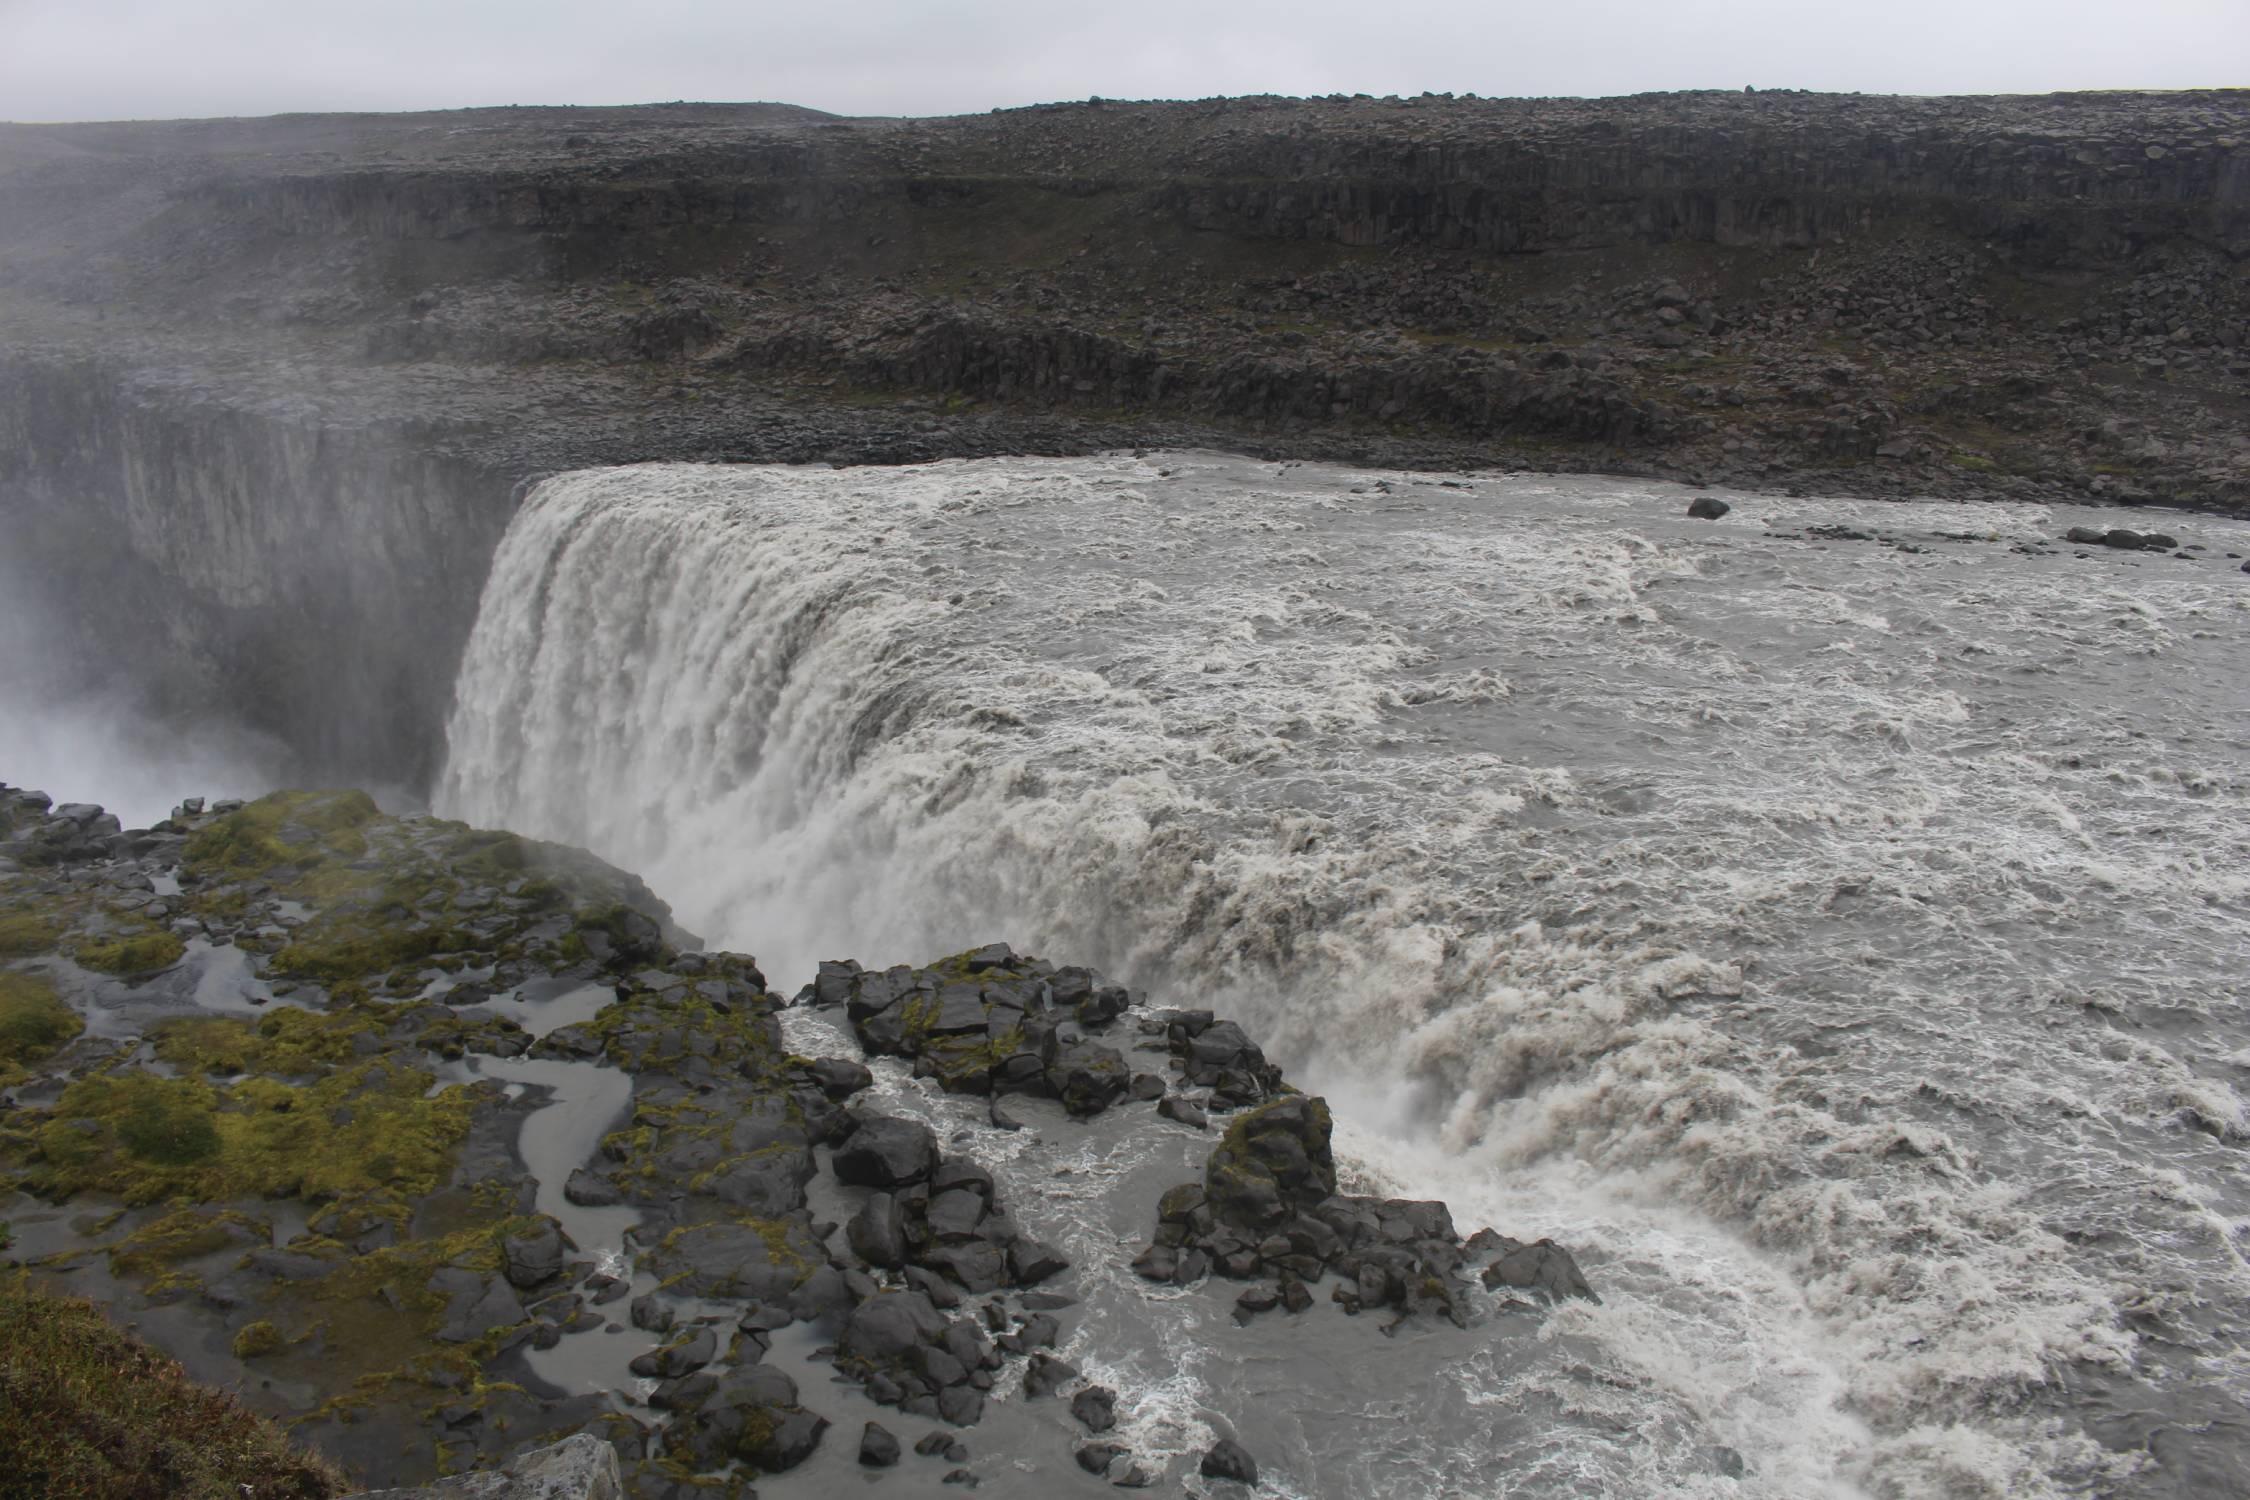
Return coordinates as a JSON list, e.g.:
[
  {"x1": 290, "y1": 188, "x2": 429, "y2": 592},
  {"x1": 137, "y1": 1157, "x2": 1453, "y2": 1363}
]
[{"x1": 439, "y1": 453, "x2": 2250, "y2": 1500}]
